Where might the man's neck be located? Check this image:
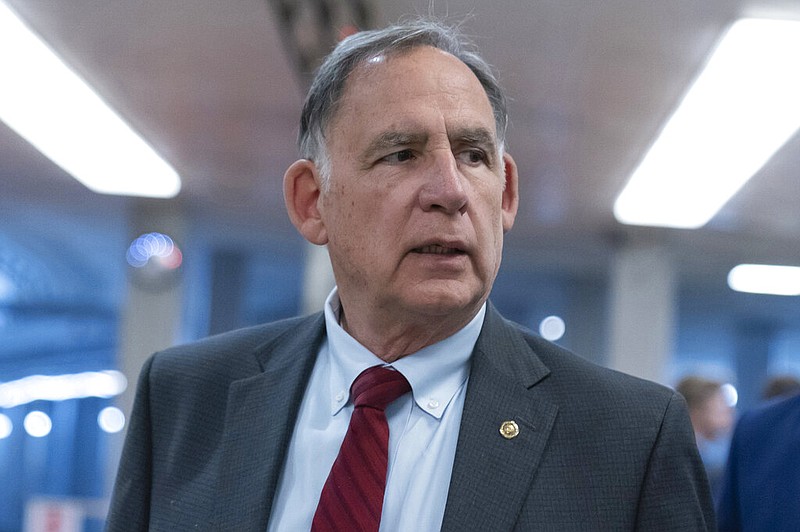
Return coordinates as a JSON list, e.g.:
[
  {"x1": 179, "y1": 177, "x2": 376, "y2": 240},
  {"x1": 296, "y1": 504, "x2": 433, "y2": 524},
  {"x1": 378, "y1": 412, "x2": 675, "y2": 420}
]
[{"x1": 339, "y1": 304, "x2": 481, "y2": 363}]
